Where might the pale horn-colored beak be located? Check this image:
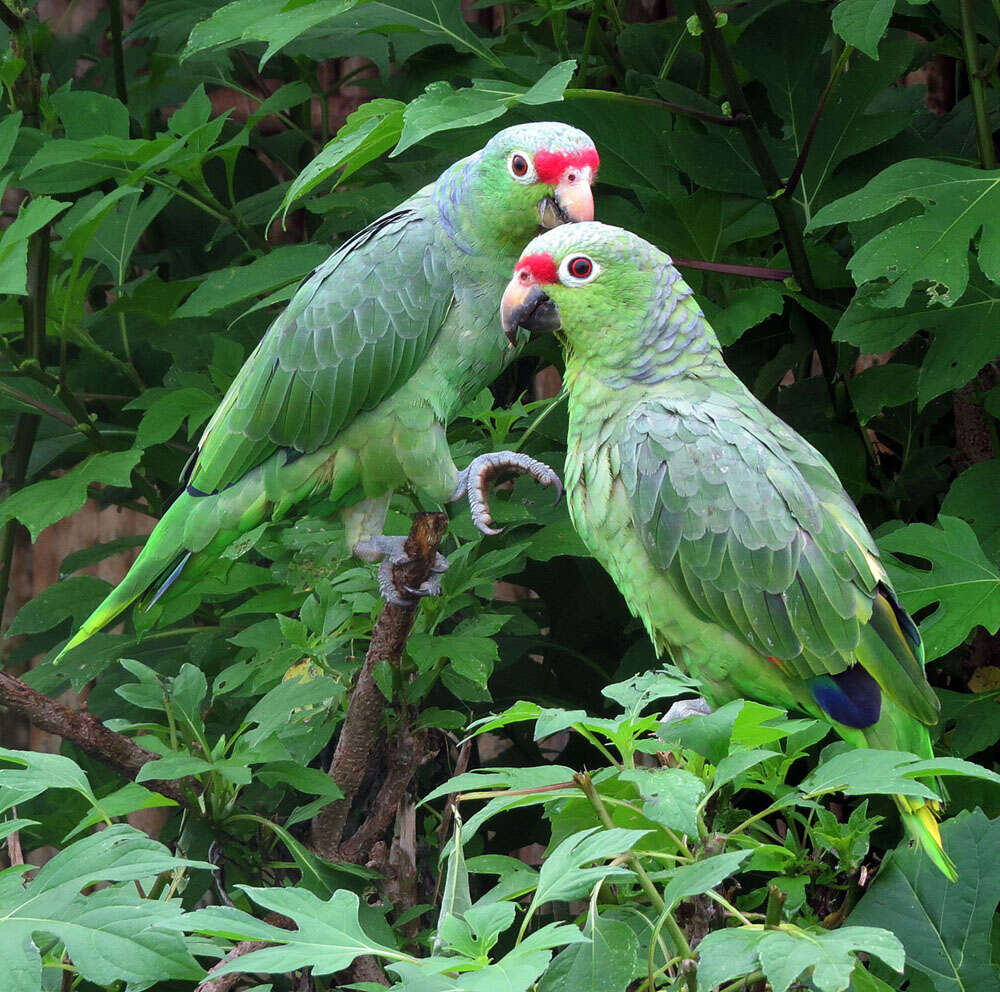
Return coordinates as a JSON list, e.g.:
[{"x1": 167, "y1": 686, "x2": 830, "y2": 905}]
[
  {"x1": 500, "y1": 274, "x2": 560, "y2": 346},
  {"x1": 538, "y1": 167, "x2": 595, "y2": 228}
]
